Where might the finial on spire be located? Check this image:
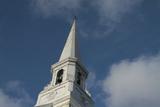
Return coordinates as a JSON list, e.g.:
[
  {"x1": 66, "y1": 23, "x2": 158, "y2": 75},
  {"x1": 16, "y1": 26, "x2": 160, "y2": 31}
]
[
  {"x1": 74, "y1": 15, "x2": 77, "y2": 20},
  {"x1": 59, "y1": 18, "x2": 80, "y2": 61}
]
